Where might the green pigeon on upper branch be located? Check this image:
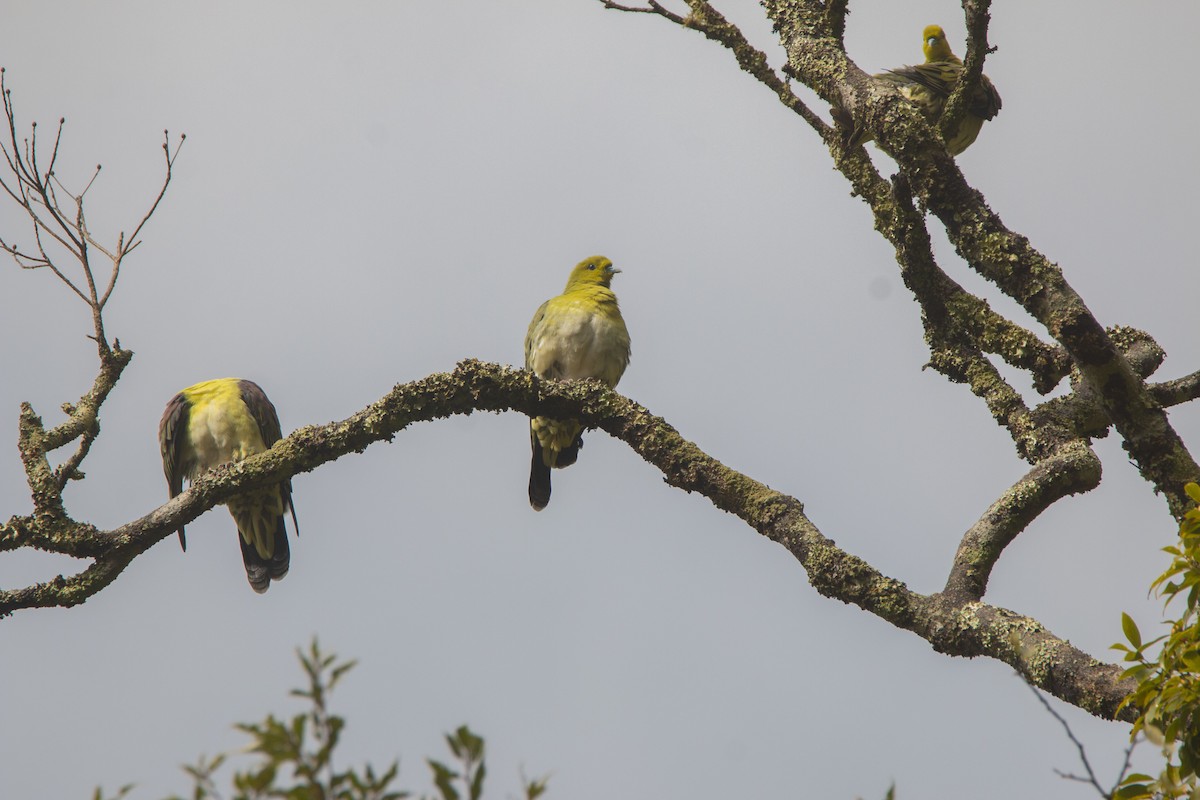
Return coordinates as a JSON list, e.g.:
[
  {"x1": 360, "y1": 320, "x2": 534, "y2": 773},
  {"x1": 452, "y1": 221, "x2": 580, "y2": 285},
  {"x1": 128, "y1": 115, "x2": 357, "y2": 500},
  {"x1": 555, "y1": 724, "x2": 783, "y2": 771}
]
[{"x1": 851, "y1": 24, "x2": 1002, "y2": 155}]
